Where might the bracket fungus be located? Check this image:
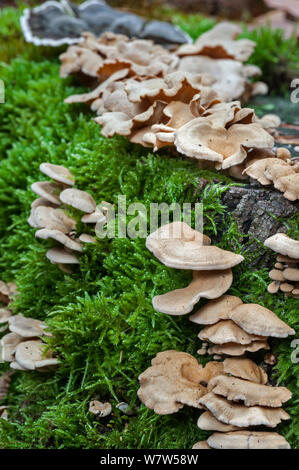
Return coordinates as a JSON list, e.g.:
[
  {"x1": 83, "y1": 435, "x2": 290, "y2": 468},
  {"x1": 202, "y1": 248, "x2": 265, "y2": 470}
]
[
  {"x1": 1, "y1": 315, "x2": 57, "y2": 372},
  {"x1": 223, "y1": 358, "x2": 268, "y2": 385},
  {"x1": 39, "y1": 163, "x2": 75, "y2": 186},
  {"x1": 264, "y1": 234, "x2": 299, "y2": 298},
  {"x1": 60, "y1": 188, "x2": 96, "y2": 213},
  {"x1": 206, "y1": 431, "x2": 290, "y2": 449},
  {"x1": 197, "y1": 410, "x2": 240, "y2": 432},
  {"x1": 190, "y1": 295, "x2": 243, "y2": 325}
]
